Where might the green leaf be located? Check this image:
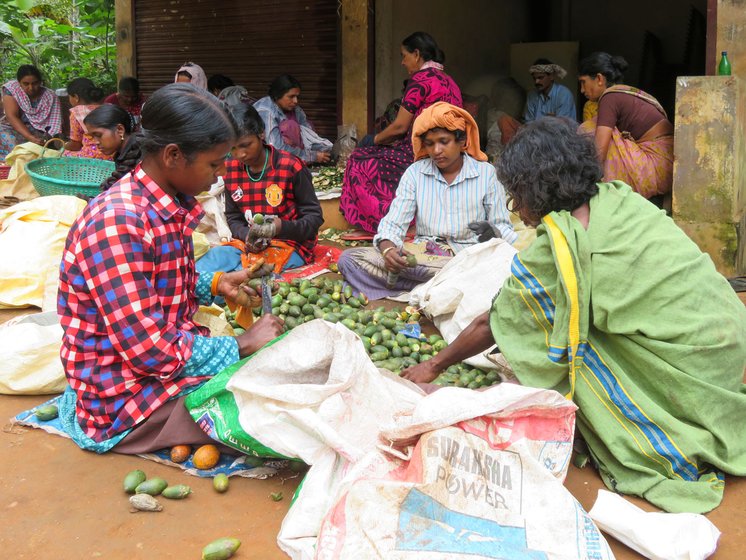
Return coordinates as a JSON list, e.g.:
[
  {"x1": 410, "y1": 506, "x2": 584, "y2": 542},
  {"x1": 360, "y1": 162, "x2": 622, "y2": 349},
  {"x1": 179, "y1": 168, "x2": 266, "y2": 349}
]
[
  {"x1": 0, "y1": 21, "x2": 17, "y2": 36},
  {"x1": 14, "y1": 0, "x2": 36, "y2": 11}
]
